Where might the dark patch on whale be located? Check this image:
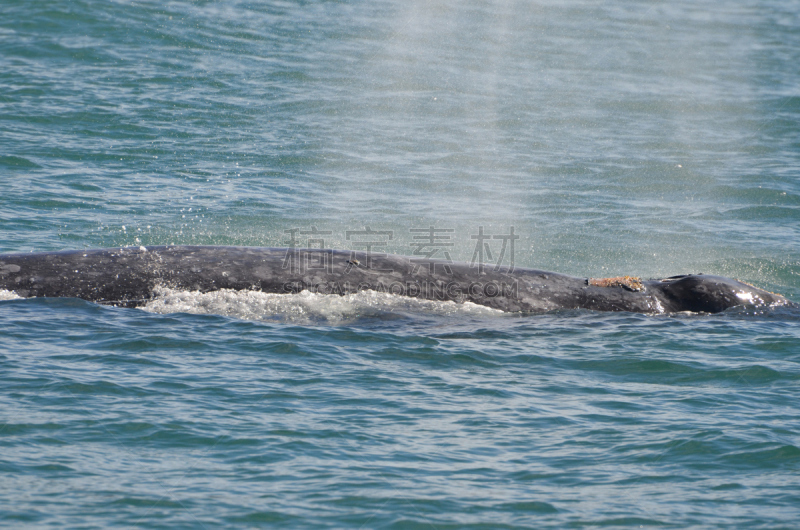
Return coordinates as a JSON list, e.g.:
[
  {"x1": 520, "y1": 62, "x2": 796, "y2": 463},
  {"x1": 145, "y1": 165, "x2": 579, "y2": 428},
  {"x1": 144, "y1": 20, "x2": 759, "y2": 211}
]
[{"x1": 0, "y1": 246, "x2": 793, "y2": 314}]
